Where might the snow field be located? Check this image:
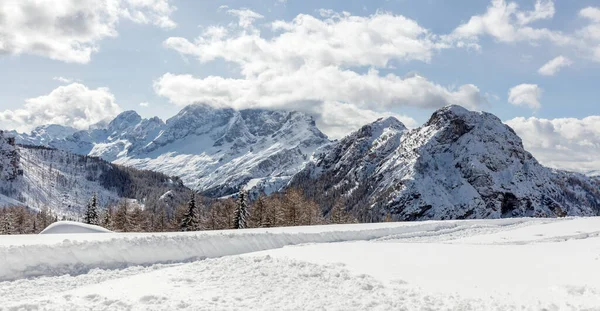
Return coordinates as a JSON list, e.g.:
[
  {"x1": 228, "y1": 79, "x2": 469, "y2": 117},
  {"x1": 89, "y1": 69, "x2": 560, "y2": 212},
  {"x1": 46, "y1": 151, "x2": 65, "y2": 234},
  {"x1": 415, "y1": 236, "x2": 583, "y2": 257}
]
[
  {"x1": 0, "y1": 219, "x2": 535, "y2": 281},
  {"x1": 3, "y1": 217, "x2": 598, "y2": 310}
]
